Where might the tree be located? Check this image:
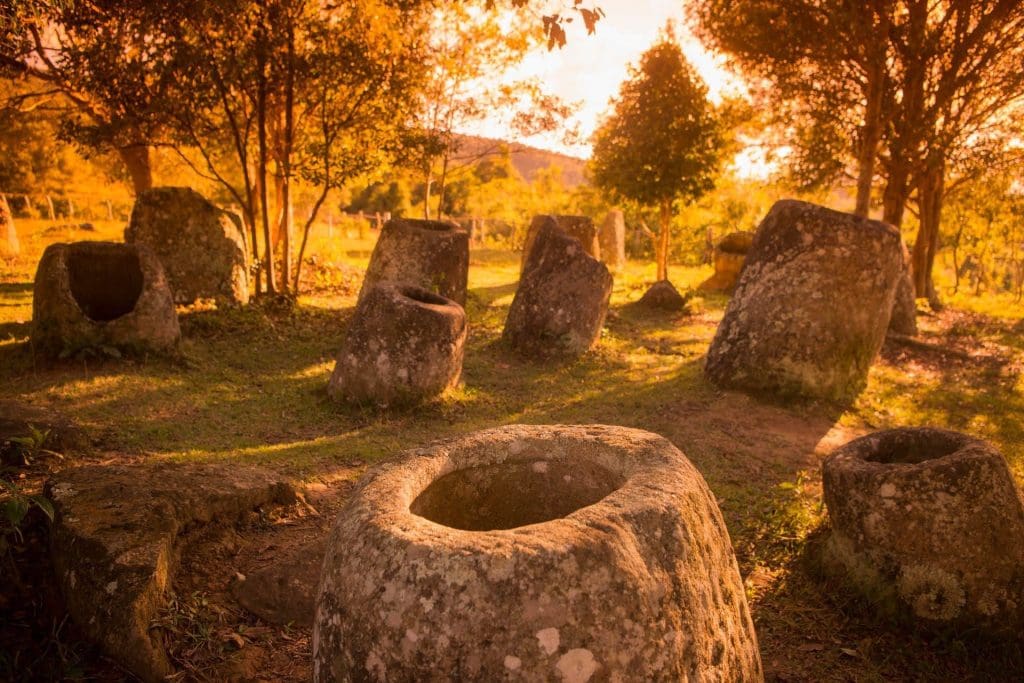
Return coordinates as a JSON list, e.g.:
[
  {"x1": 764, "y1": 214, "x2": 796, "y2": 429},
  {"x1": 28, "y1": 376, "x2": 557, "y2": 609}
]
[
  {"x1": 0, "y1": 0, "x2": 185, "y2": 193},
  {"x1": 590, "y1": 27, "x2": 726, "y2": 282},
  {"x1": 414, "y1": 2, "x2": 573, "y2": 220},
  {"x1": 692, "y1": 0, "x2": 1024, "y2": 303}
]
